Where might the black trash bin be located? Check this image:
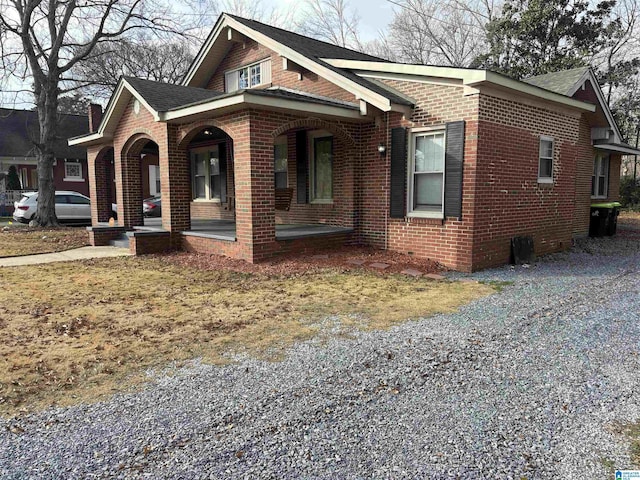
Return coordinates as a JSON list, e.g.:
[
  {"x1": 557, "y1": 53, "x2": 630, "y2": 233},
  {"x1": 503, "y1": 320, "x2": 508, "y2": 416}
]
[
  {"x1": 589, "y1": 202, "x2": 620, "y2": 237},
  {"x1": 606, "y1": 203, "x2": 621, "y2": 236}
]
